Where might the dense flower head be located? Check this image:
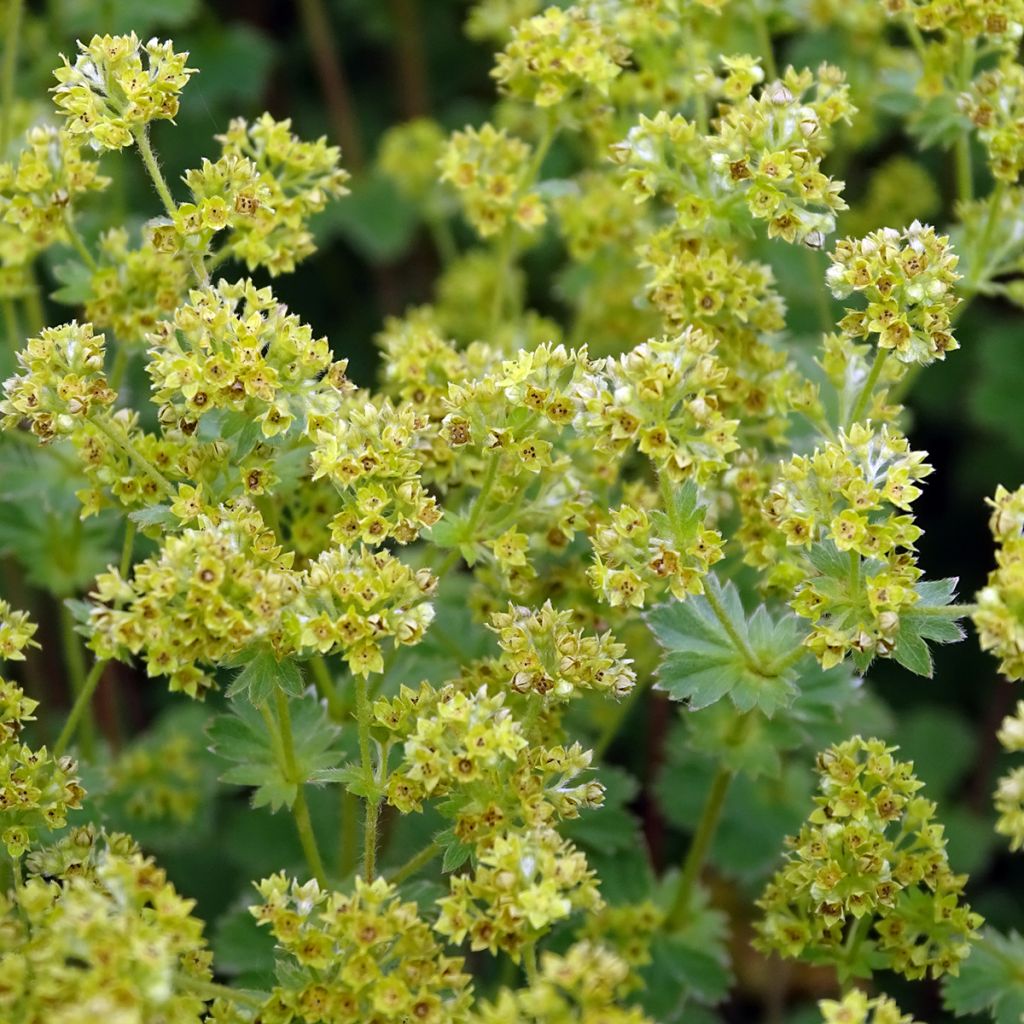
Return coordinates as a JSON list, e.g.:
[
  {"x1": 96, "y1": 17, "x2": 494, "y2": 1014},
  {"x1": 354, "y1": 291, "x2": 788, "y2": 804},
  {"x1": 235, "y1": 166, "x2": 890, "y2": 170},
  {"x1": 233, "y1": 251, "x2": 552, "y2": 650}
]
[
  {"x1": 491, "y1": 6, "x2": 630, "y2": 108},
  {"x1": 1, "y1": 321, "x2": 115, "y2": 441},
  {"x1": 193, "y1": 114, "x2": 350, "y2": 275},
  {"x1": 439, "y1": 123, "x2": 546, "y2": 237},
  {"x1": 310, "y1": 397, "x2": 442, "y2": 545},
  {"x1": 962, "y1": 58, "x2": 1024, "y2": 184},
  {"x1": 612, "y1": 62, "x2": 852, "y2": 245},
  {"x1": 109, "y1": 732, "x2": 203, "y2": 823},
  {"x1": 883, "y1": 0, "x2": 1024, "y2": 44},
  {"x1": 765, "y1": 423, "x2": 931, "y2": 559},
  {"x1": 375, "y1": 681, "x2": 603, "y2": 838},
  {"x1": 756, "y1": 736, "x2": 982, "y2": 980},
  {"x1": 818, "y1": 990, "x2": 921, "y2": 1024},
  {"x1": 2, "y1": 829, "x2": 213, "y2": 1023},
  {"x1": 88, "y1": 501, "x2": 437, "y2": 692},
  {"x1": 147, "y1": 278, "x2": 353, "y2": 439},
  {"x1": 0, "y1": 125, "x2": 109, "y2": 262},
  {"x1": 435, "y1": 826, "x2": 602, "y2": 959},
  {"x1": 251, "y1": 873, "x2": 472, "y2": 1024},
  {"x1": 827, "y1": 222, "x2": 960, "y2": 364},
  {"x1": 974, "y1": 484, "x2": 1024, "y2": 680},
  {"x1": 489, "y1": 601, "x2": 635, "y2": 700},
  {"x1": 52, "y1": 33, "x2": 197, "y2": 150},
  {"x1": 86, "y1": 227, "x2": 189, "y2": 344},
  {"x1": 553, "y1": 171, "x2": 640, "y2": 263},
  {"x1": 0, "y1": 599, "x2": 38, "y2": 661},
  {"x1": 0, "y1": 675, "x2": 84, "y2": 857},
  {"x1": 589, "y1": 496, "x2": 724, "y2": 608},
  {"x1": 585, "y1": 329, "x2": 740, "y2": 483},
  {"x1": 471, "y1": 941, "x2": 653, "y2": 1023}
]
